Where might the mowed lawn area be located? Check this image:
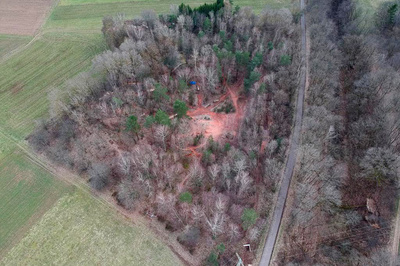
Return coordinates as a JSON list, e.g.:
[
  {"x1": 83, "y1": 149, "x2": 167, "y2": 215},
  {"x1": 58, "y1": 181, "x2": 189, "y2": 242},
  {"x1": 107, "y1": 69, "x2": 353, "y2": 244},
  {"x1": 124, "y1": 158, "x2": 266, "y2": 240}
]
[
  {"x1": 0, "y1": 150, "x2": 72, "y2": 258},
  {"x1": 1, "y1": 192, "x2": 182, "y2": 266}
]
